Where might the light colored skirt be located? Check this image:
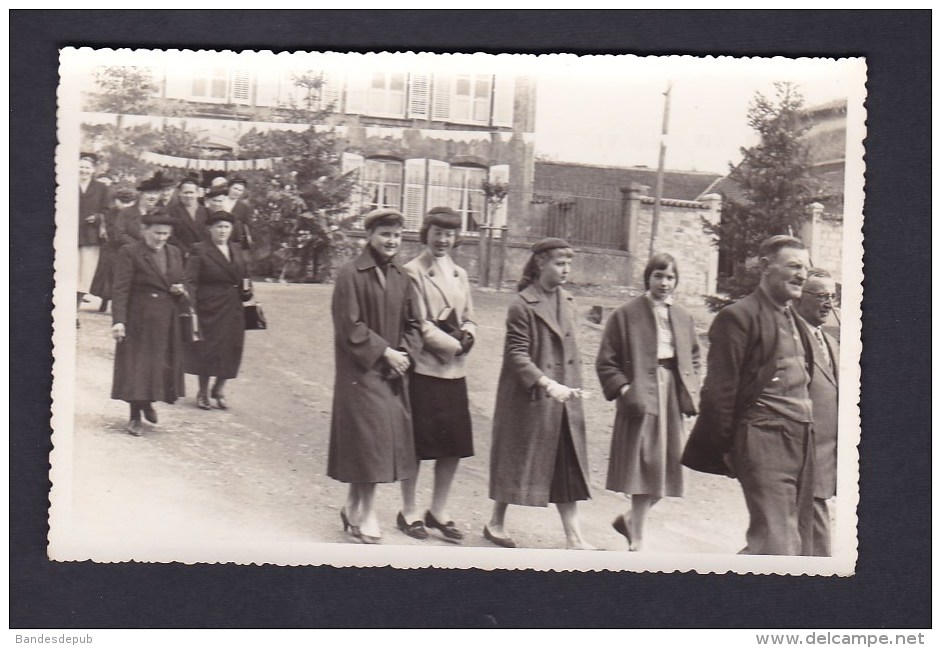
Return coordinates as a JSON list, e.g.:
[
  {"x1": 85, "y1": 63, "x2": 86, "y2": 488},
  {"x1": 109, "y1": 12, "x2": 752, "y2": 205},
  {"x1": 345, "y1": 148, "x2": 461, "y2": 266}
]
[
  {"x1": 77, "y1": 245, "x2": 100, "y2": 294},
  {"x1": 605, "y1": 365, "x2": 685, "y2": 497}
]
